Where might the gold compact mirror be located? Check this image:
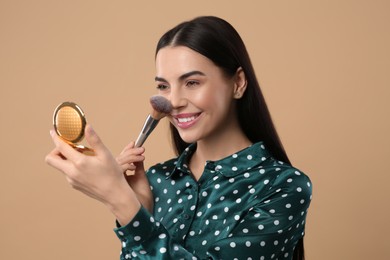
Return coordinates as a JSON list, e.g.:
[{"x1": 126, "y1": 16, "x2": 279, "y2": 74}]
[{"x1": 53, "y1": 102, "x2": 94, "y2": 155}]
